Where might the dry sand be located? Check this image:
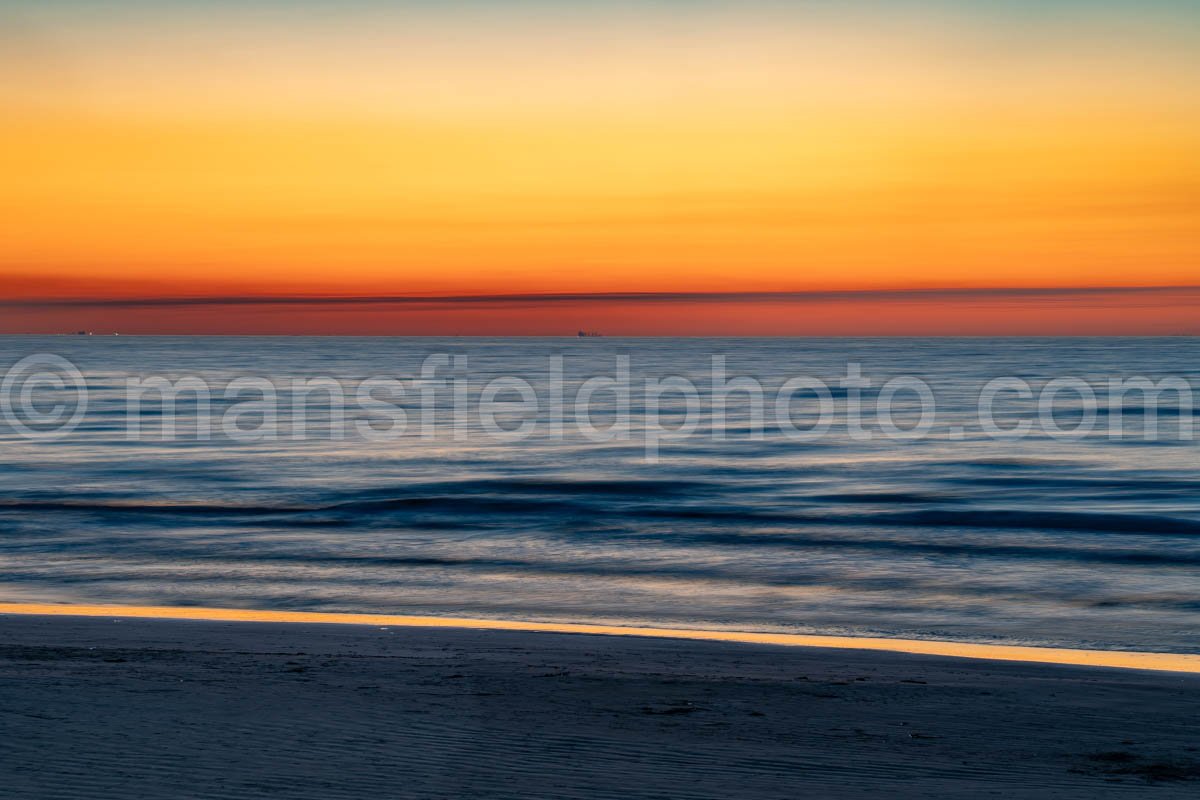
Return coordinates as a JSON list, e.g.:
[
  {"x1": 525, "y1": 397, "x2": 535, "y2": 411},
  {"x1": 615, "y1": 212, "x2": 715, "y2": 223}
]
[{"x1": 2, "y1": 612, "x2": 1198, "y2": 799}]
